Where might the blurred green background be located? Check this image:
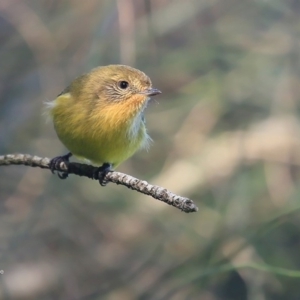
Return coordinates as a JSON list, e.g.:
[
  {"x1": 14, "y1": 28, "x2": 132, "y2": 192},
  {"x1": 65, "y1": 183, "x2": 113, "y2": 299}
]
[{"x1": 1, "y1": 0, "x2": 300, "y2": 299}]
